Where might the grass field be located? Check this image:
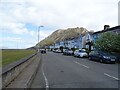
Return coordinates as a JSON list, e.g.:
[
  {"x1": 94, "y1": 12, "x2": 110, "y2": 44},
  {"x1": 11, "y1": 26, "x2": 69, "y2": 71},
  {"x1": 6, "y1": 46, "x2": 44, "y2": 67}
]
[{"x1": 2, "y1": 49, "x2": 36, "y2": 67}]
